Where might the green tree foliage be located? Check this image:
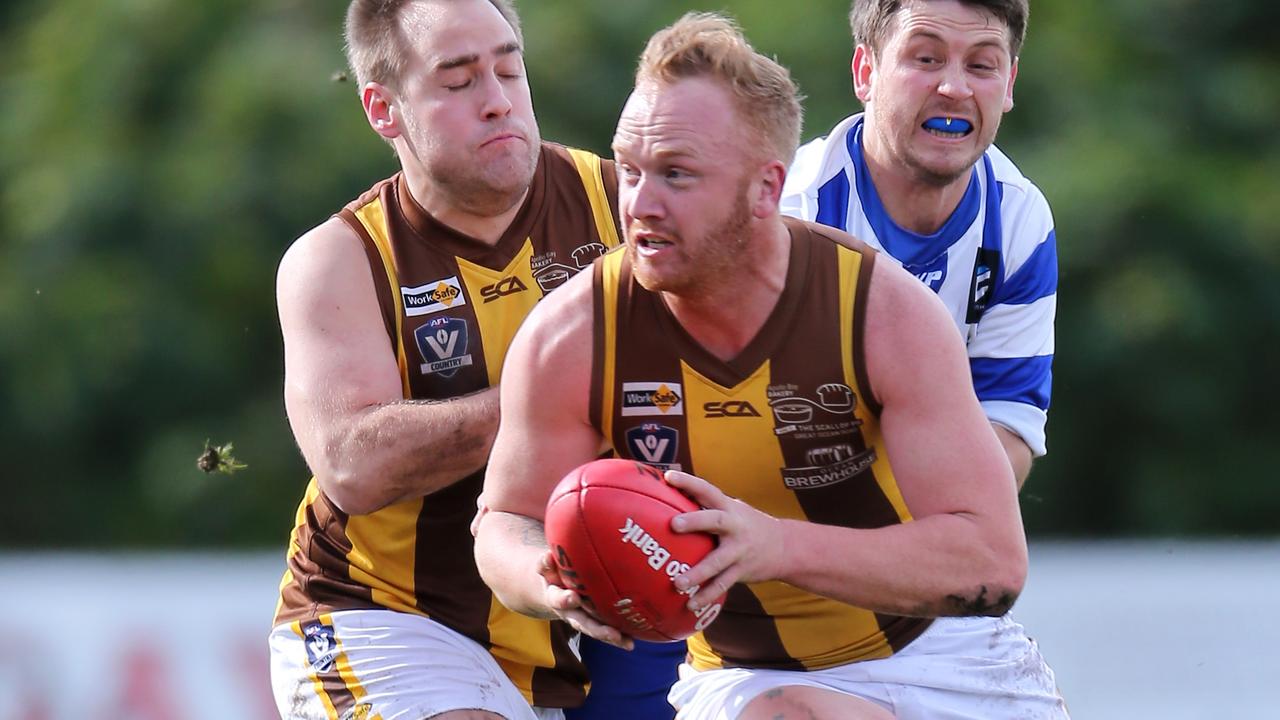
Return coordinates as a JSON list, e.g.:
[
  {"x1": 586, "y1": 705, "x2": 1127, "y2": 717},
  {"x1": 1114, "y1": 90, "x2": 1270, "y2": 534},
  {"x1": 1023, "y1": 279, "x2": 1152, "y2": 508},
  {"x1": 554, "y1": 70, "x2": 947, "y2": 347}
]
[{"x1": 1, "y1": 0, "x2": 1276, "y2": 547}]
